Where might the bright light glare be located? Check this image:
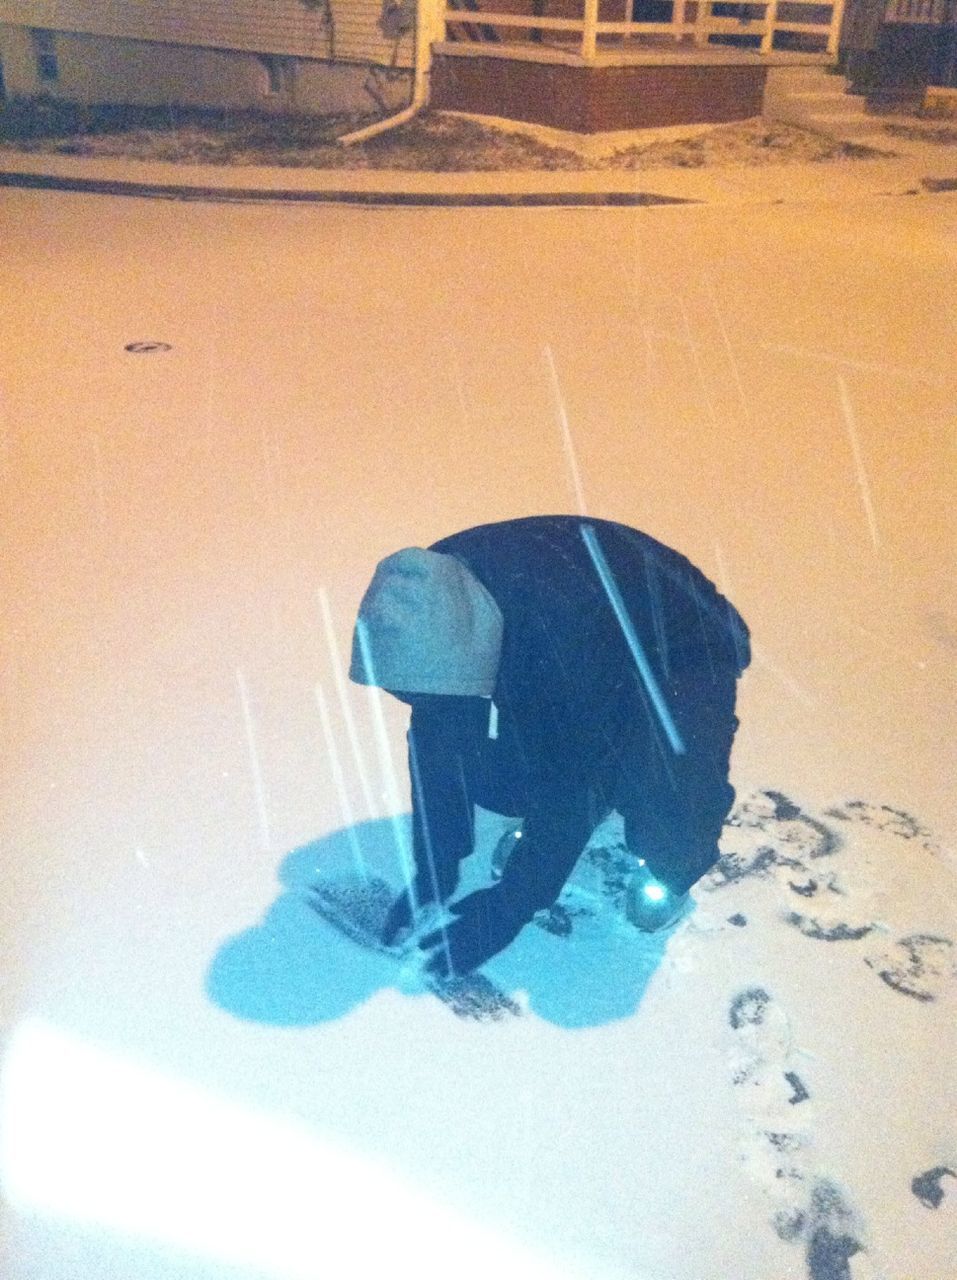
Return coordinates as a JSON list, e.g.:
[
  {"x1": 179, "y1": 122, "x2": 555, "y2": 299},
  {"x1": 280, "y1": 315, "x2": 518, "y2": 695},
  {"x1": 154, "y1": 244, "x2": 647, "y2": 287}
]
[
  {"x1": 0, "y1": 1021, "x2": 589, "y2": 1280},
  {"x1": 642, "y1": 884, "x2": 667, "y2": 903}
]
